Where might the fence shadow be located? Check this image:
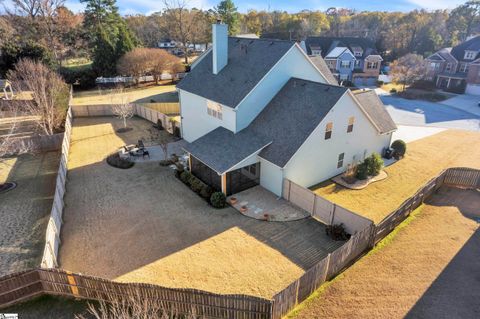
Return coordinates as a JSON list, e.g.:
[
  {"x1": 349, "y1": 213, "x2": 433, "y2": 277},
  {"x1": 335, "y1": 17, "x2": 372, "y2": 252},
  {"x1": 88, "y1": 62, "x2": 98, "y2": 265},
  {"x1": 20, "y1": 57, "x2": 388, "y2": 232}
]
[{"x1": 405, "y1": 187, "x2": 480, "y2": 319}]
